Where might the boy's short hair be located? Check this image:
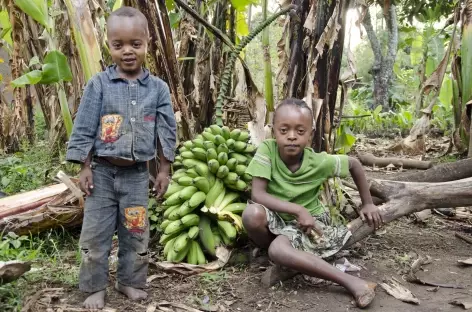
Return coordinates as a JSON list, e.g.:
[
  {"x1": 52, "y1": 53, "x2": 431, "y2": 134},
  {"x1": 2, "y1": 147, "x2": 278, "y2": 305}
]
[
  {"x1": 108, "y1": 6, "x2": 149, "y2": 36},
  {"x1": 274, "y1": 98, "x2": 314, "y2": 123}
]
